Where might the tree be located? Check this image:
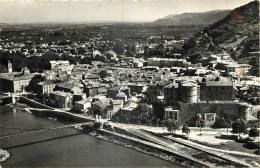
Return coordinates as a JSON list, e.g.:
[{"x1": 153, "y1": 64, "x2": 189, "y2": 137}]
[
  {"x1": 99, "y1": 70, "x2": 108, "y2": 78},
  {"x1": 80, "y1": 57, "x2": 93, "y2": 64},
  {"x1": 182, "y1": 124, "x2": 190, "y2": 138},
  {"x1": 153, "y1": 101, "x2": 165, "y2": 121},
  {"x1": 166, "y1": 119, "x2": 179, "y2": 133},
  {"x1": 0, "y1": 64, "x2": 7, "y2": 73},
  {"x1": 189, "y1": 52, "x2": 202, "y2": 64},
  {"x1": 249, "y1": 127, "x2": 259, "y2": 140},
  {"x1": 133, "y1": 104, "x2": 150, "y2": 125},
  {"x1": 128, "y1": 74, "x2": 132, "y2": 79},
  {"x1": 93, "y1": 107, "x2": 103, "y2": 117},
  {"x1": 182, "y1": 37, "x2": 197, "y2": 51},
  {"x1": 25, "y1": 75, "x2": 46, "y2": 93},
  {"x1": 113, "y1": 41, "x2": 125, "y2": 55},
  {"x1": 196, "y1": 113, "x2": 205, "y2": 132},
  {"x1": 212, "y1": 115, "x2": 227, "y2": 129},
  {"x1": 126, "y1": 44, "x2": 133, "y2": 57},
  {"x1": 232, "y1": 119, "x2": 248, "y2": 137}
]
